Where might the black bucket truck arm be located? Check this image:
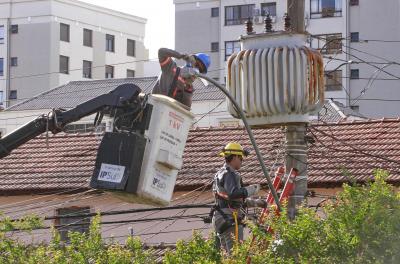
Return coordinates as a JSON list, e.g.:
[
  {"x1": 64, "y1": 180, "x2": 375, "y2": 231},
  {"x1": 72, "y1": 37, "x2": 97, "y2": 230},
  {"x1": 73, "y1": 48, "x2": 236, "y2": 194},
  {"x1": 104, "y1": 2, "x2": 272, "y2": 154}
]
[{"x1": 0, "y1": 83, "x2": 143, "y2": 159}]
